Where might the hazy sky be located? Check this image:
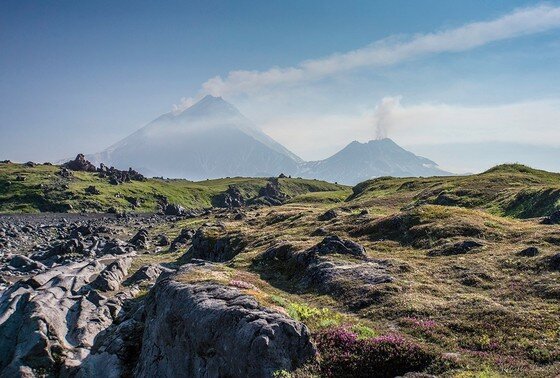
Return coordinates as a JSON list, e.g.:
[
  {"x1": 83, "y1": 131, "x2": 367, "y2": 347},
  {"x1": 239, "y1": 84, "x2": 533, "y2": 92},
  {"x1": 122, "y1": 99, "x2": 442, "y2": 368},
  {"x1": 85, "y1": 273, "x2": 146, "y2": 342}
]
[{"x1": 1, "y1": 1, "x2": 559, "y2": 172}]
